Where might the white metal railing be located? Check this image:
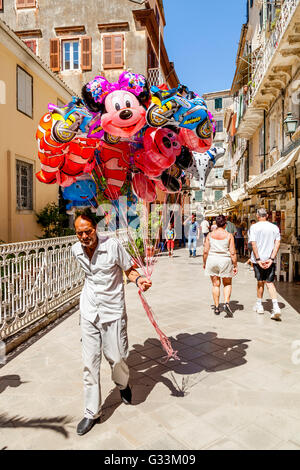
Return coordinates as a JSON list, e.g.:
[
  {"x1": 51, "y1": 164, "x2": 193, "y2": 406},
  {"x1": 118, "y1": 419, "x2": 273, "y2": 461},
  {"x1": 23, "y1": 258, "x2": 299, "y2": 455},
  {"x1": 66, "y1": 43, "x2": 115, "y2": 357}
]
[
  {"x1": 0, "y1": 230, "x2": 129, "y2": 341},
  {"x1": 252, "y1": 0, "x2": 299, "y2": 99},
  {"x1": 148, "y1": 68, "x2": 160, "y2": 87}
]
